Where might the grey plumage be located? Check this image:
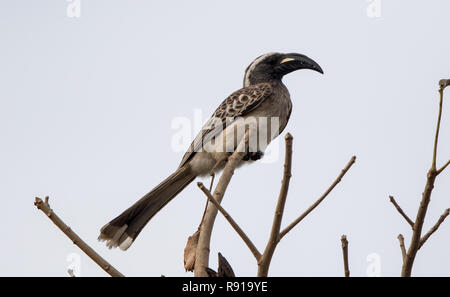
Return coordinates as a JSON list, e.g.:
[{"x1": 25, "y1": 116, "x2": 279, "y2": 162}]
[
  {"x1": 99, "y1": 52, "x2": 323, "y2": 250},
  {"x1": 180, "y1": 82, "x2": 273, "y2": 167}
]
